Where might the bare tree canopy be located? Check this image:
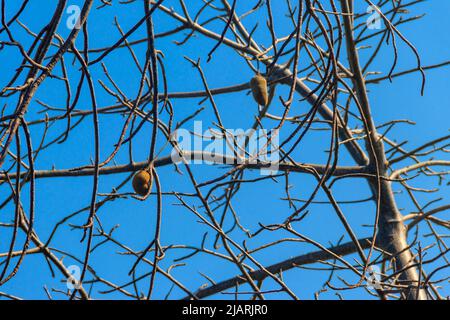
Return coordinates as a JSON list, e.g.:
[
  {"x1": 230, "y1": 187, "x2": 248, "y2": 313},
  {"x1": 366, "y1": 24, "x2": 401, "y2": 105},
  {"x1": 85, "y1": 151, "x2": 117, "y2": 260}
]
[{"x1": 0, "y1": 0, "x2": 449, "y2": 300}]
